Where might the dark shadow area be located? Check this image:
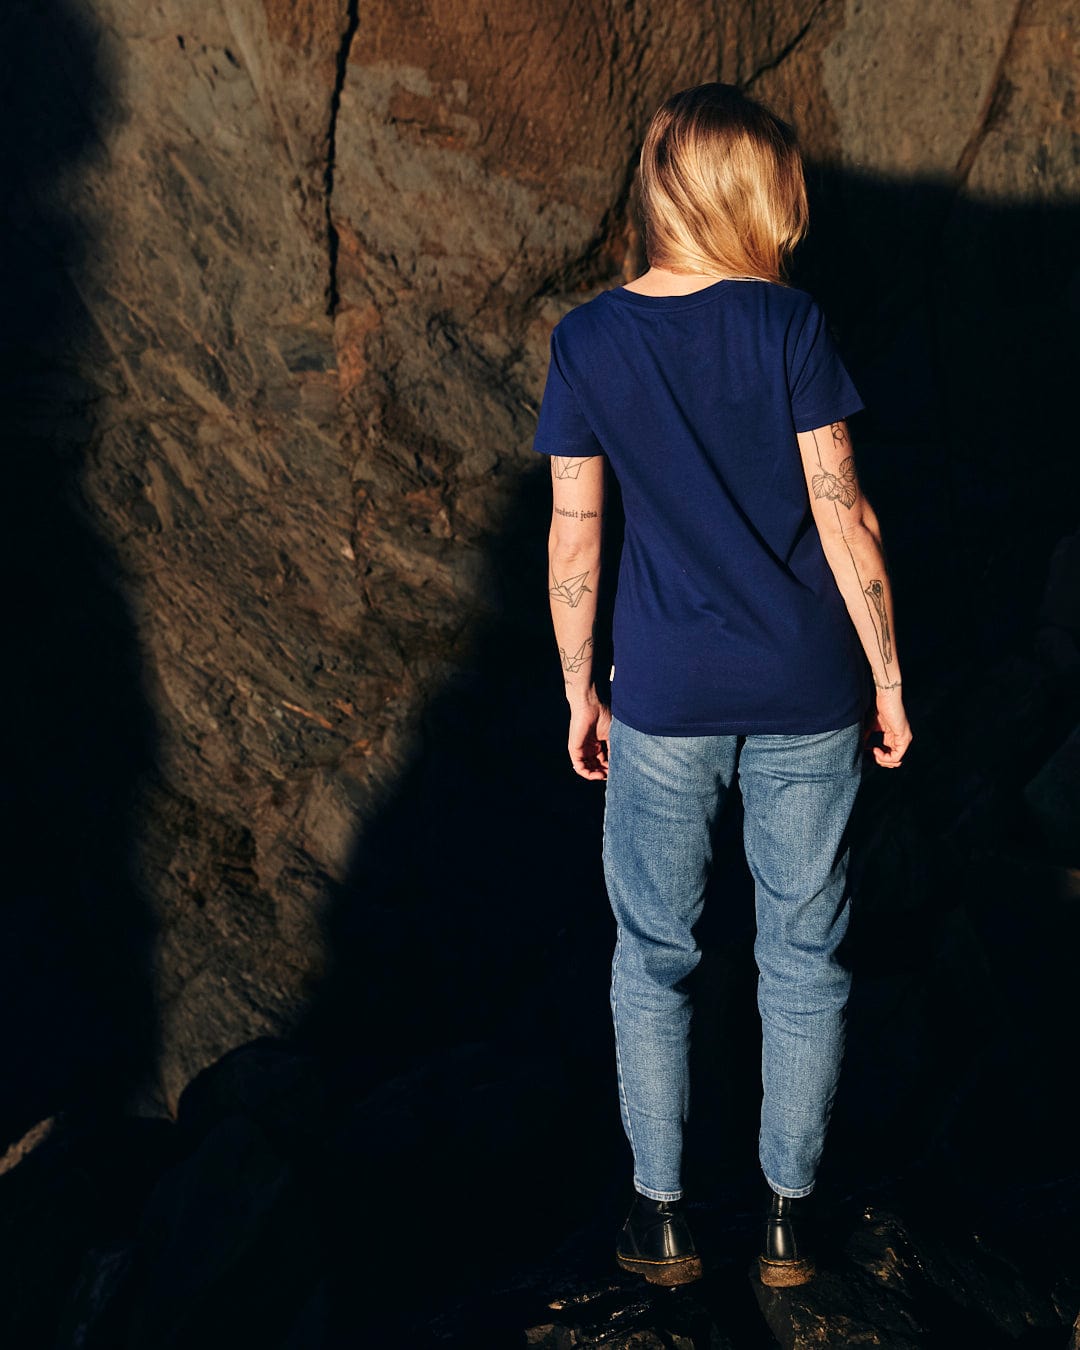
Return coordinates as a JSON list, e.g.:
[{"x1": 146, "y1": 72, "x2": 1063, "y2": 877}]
[
  {"x1": 798, "y1": 164, "x2": 1080, "y2": 679},
  {"x1": 294, "y1": 168, "x2": 1080, "y2": 1342},
  {"x1": 0, "y1": 3, "x2": 159, "y2": 1145}
]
